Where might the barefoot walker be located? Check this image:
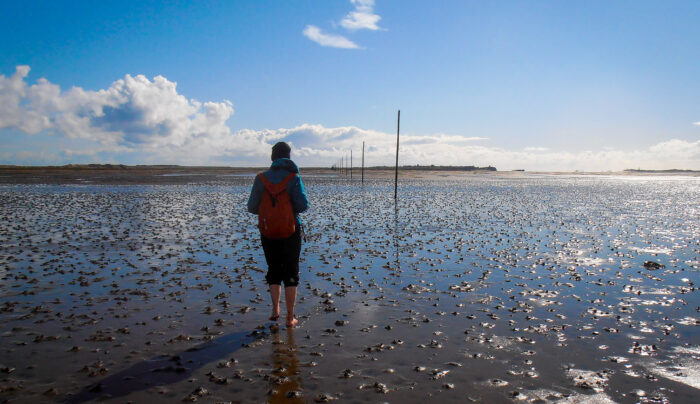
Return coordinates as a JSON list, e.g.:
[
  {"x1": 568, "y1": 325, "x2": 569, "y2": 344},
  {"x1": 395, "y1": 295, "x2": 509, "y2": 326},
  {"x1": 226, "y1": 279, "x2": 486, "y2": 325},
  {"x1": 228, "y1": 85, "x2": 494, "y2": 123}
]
[{"x1": 247, "y1": 142, "x2": 309, "y2": 327}]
